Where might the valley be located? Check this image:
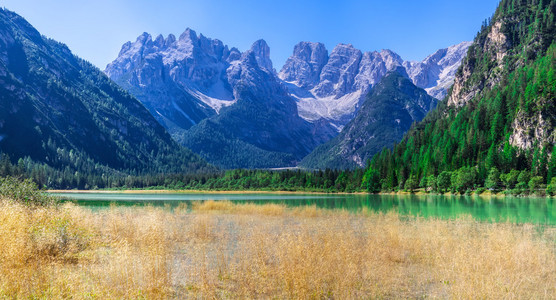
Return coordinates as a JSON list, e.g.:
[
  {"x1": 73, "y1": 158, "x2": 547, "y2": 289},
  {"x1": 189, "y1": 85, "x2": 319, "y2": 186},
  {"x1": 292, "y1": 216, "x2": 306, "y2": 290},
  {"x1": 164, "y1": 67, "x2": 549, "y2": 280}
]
[{"x1": 0, "y1": 0, "x2": 554, "y2": 297}]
